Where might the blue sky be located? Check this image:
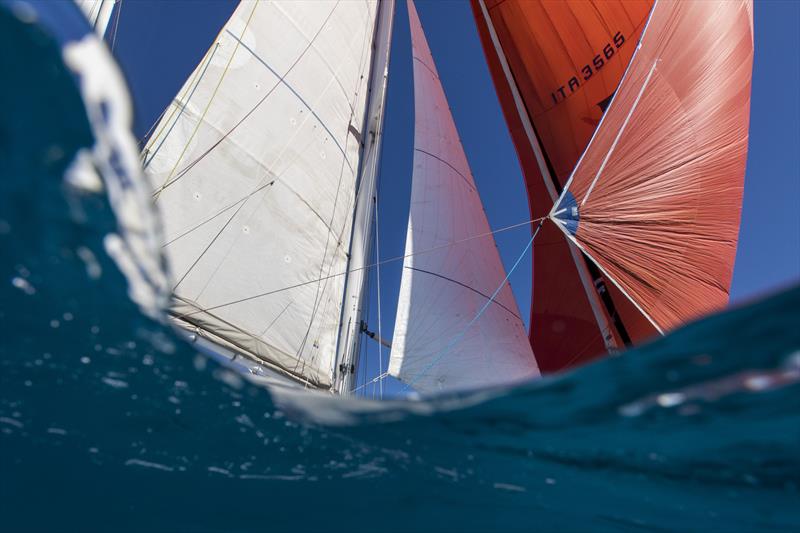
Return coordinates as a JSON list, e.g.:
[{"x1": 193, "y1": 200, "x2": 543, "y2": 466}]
[{"x1": 111, "y1": 0, "x2": 799, "y2": 394}]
